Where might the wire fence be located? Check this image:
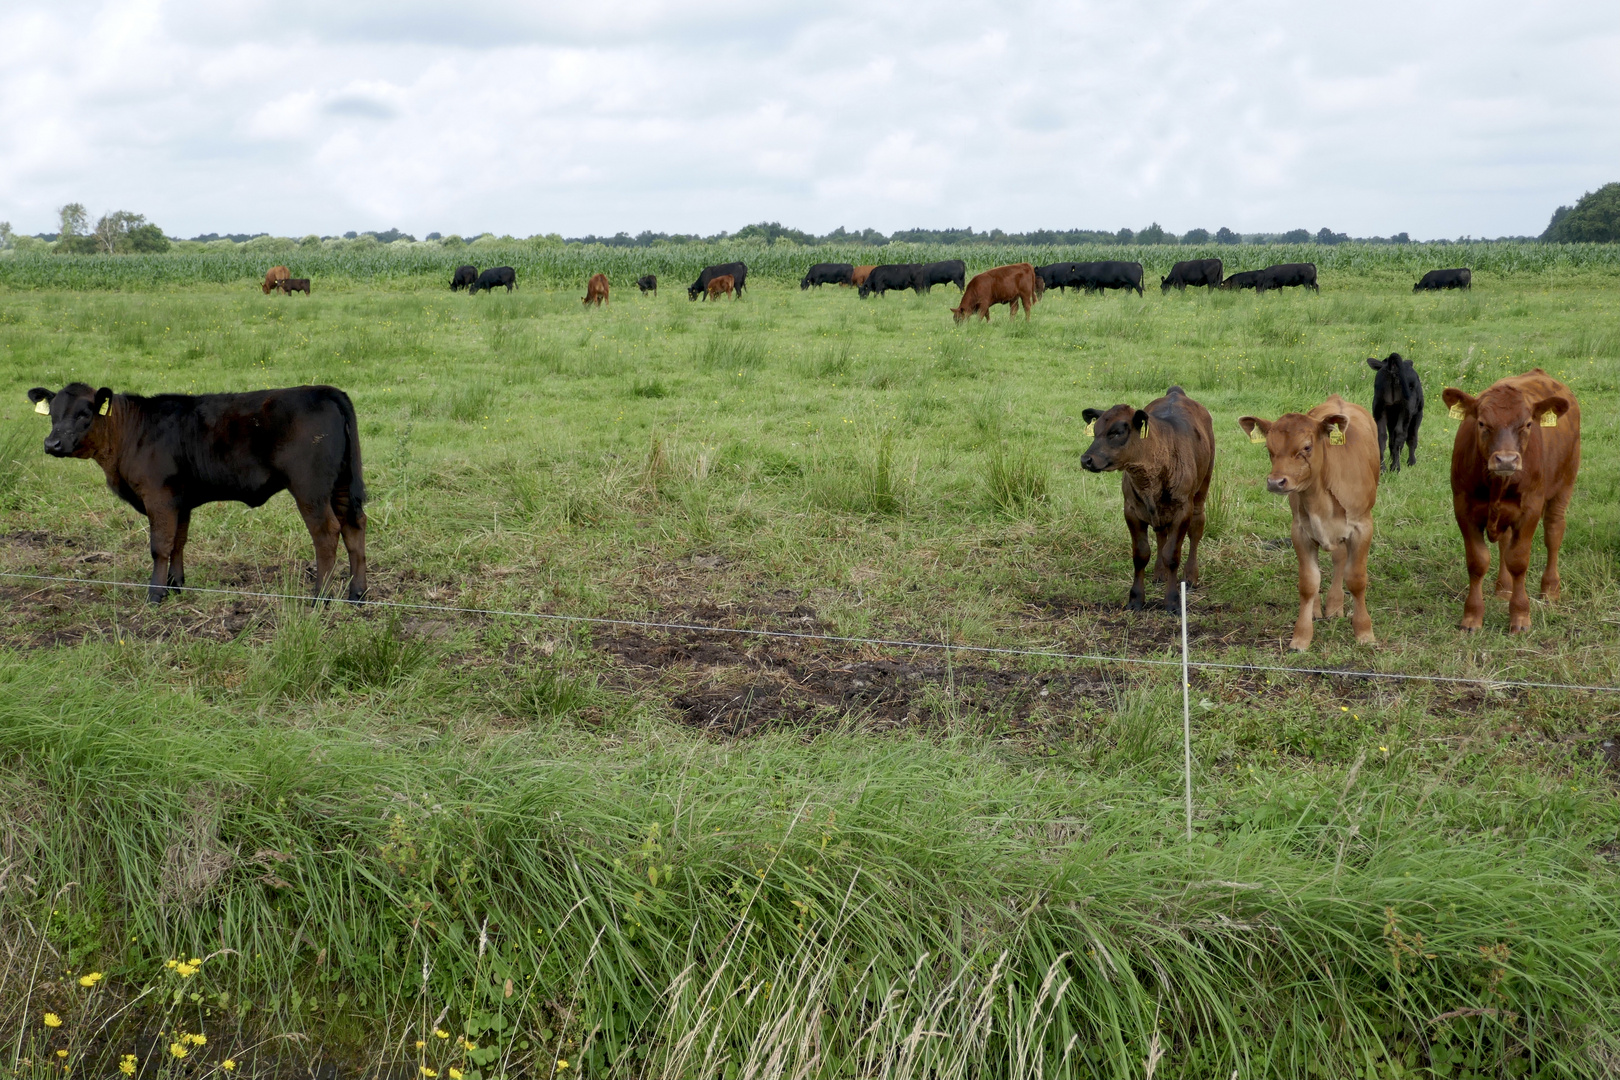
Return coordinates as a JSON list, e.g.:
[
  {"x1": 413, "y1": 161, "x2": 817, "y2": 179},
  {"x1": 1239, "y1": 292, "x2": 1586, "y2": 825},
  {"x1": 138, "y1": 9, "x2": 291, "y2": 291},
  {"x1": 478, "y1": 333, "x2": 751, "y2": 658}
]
[{"x1": 3, "y1": 569, "x2": 1617, "y2": 696}]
